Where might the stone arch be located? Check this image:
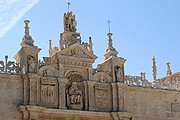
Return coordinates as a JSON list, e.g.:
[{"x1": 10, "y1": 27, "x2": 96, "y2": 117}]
[
  {"x1": 38, "y1": 65, "x2": 59, "y2": 77},
  {"x1": 65, "y1": 68, "x2": 86, "y2": 110},
  {"x1": 64, "y1": 68, "x2": 87, "y2": 80}
]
